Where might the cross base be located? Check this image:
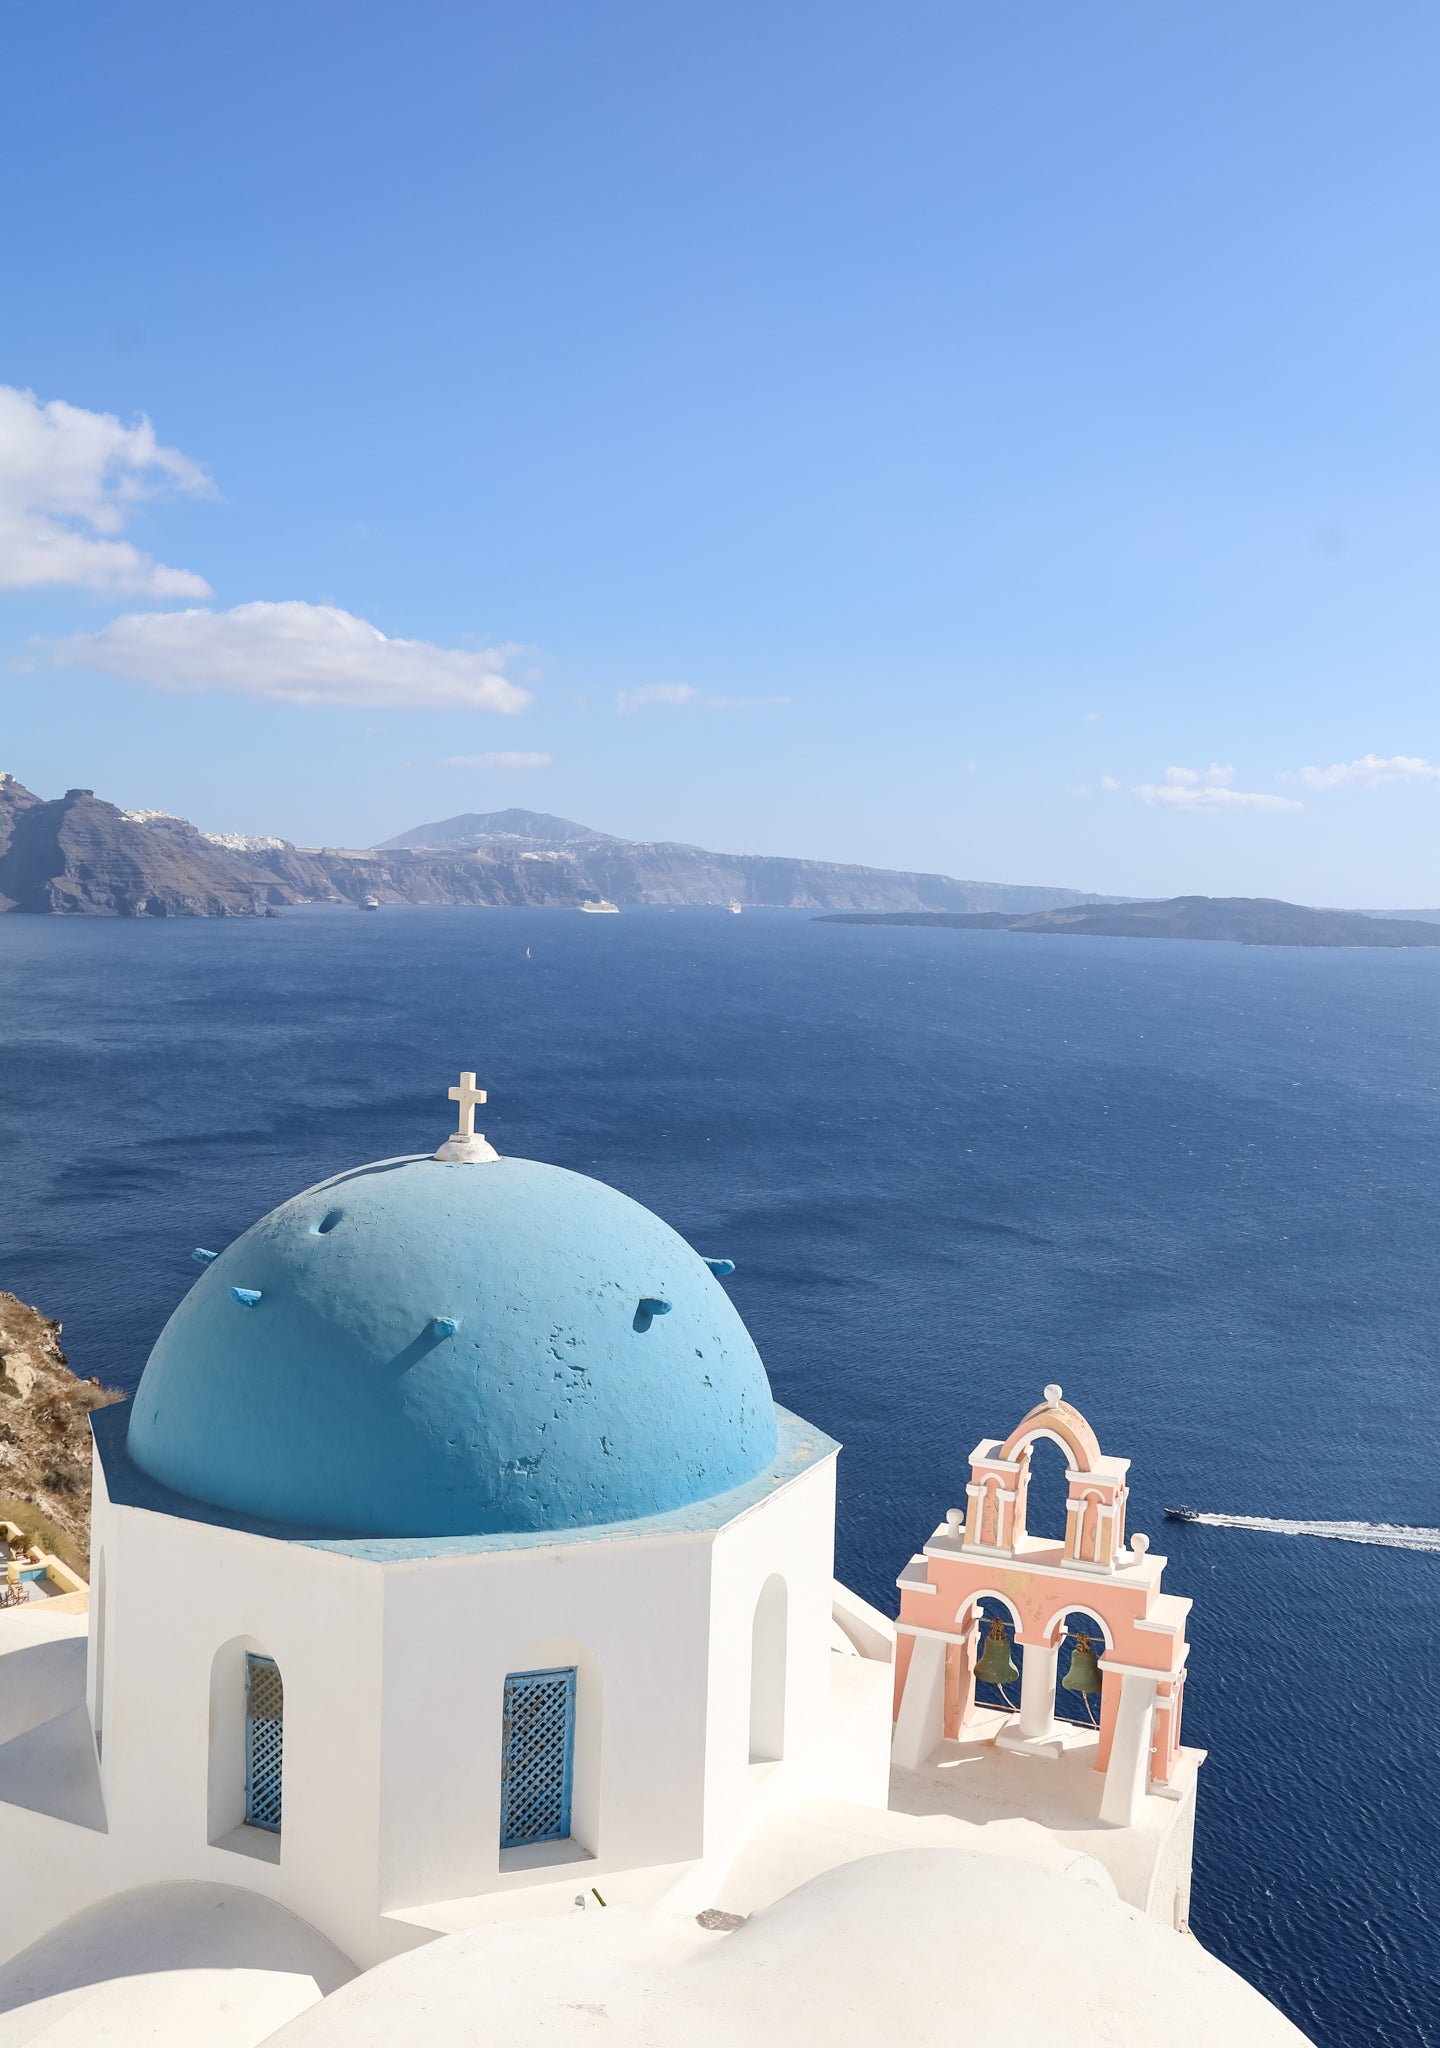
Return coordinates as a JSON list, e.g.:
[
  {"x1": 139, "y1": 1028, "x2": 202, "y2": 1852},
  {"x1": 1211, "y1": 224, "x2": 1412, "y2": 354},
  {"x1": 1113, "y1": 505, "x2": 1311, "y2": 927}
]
[{"x1": 433, "y1": 1133, "x2": 500, "y2": 1164}]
